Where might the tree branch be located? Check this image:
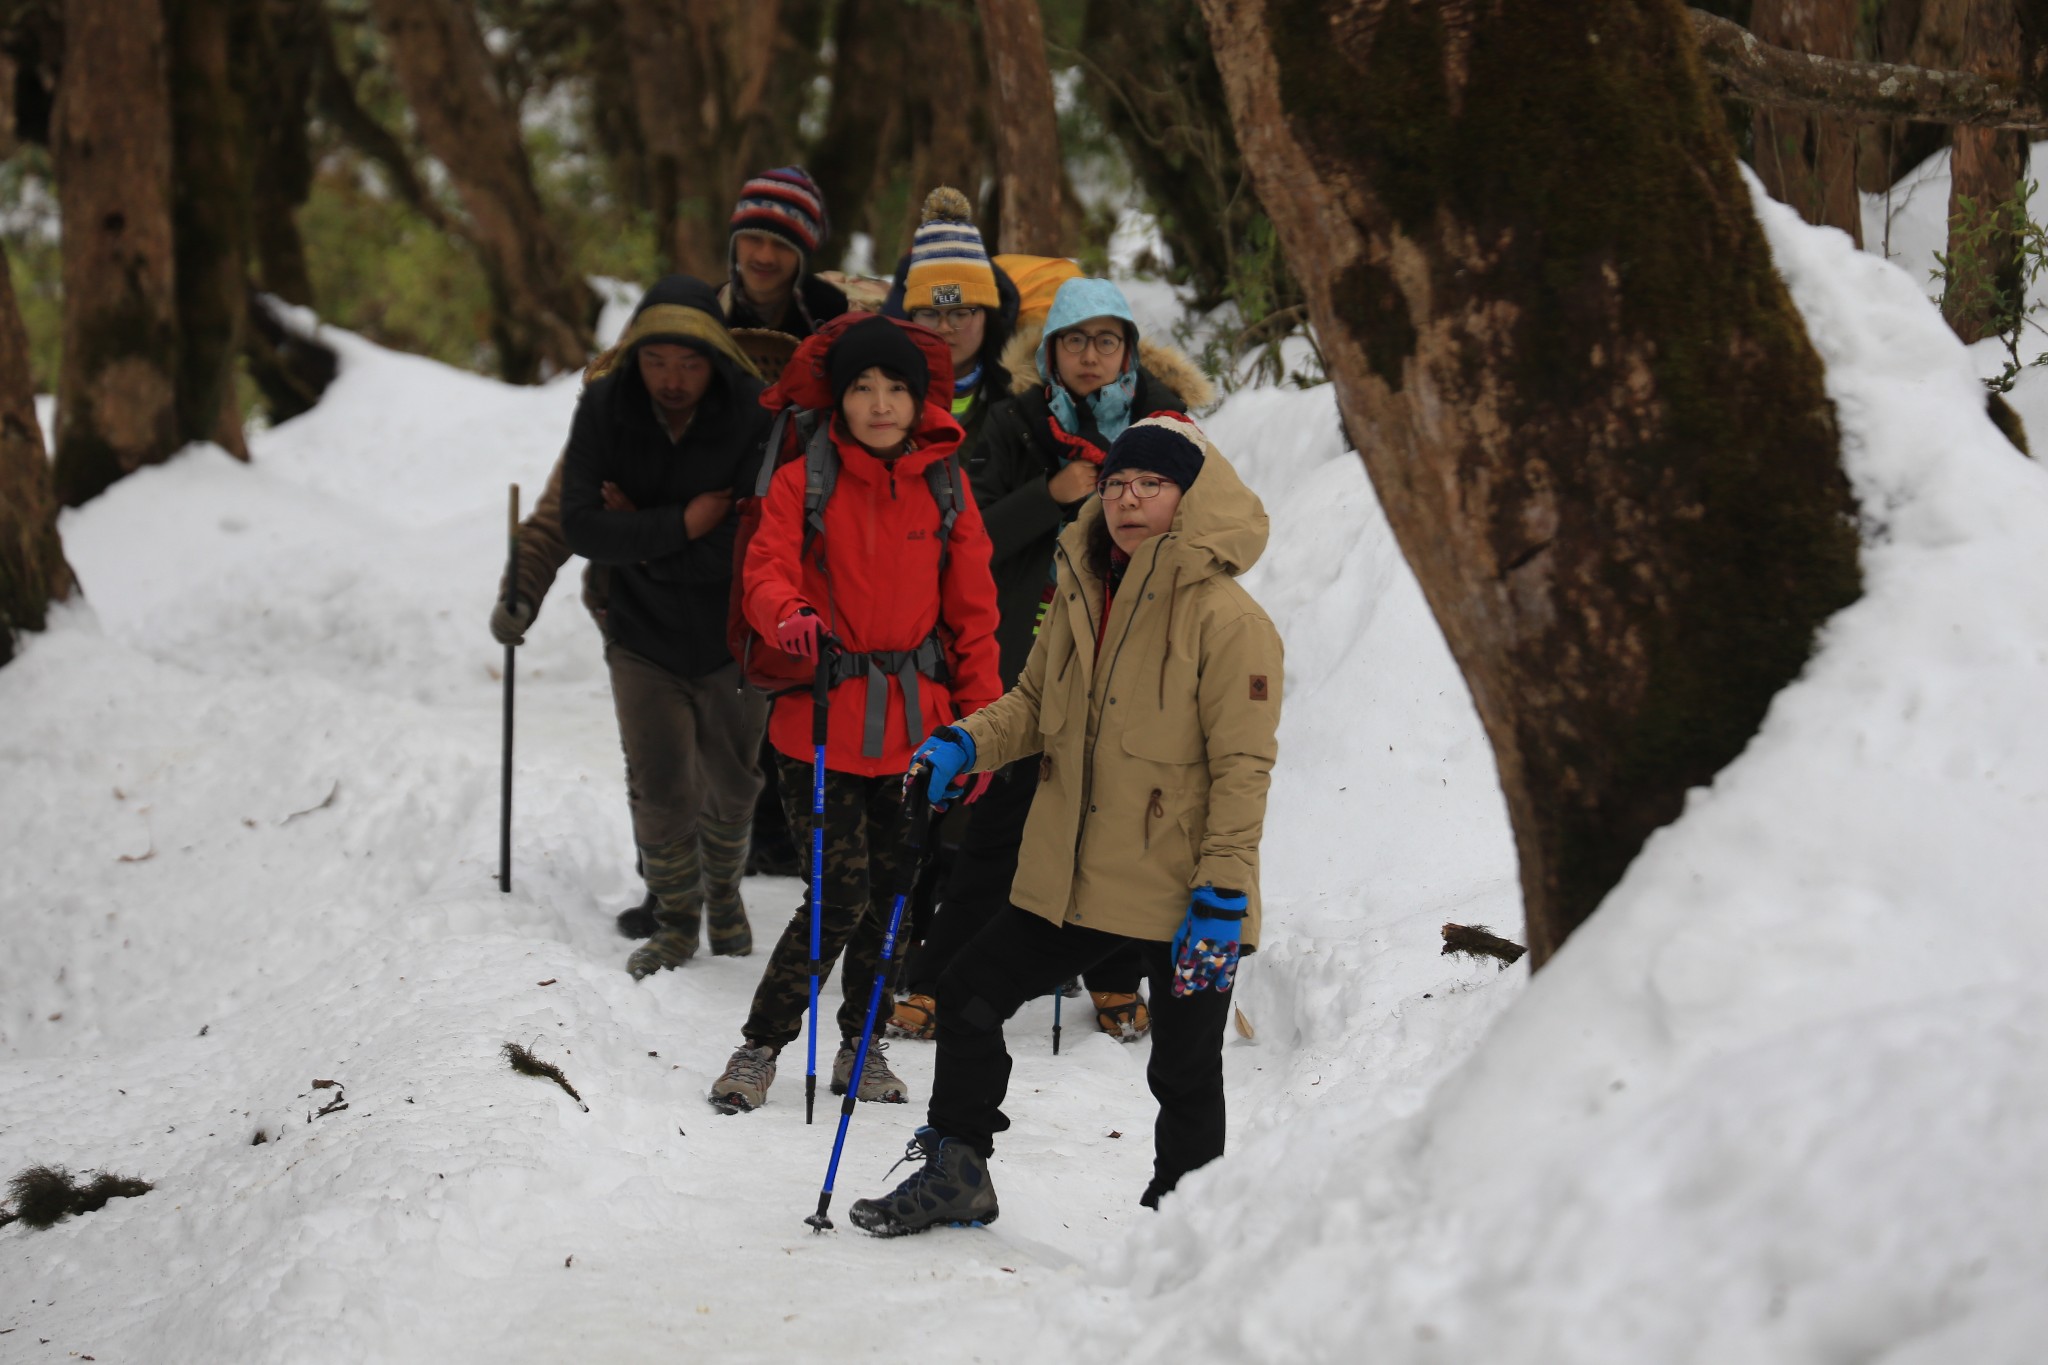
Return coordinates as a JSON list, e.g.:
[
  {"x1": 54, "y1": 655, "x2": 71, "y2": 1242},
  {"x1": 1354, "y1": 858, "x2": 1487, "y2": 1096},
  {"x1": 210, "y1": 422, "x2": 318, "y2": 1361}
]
[{"x1": 1689, "y1": 7, "x2": 2048, "y2": 132}]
